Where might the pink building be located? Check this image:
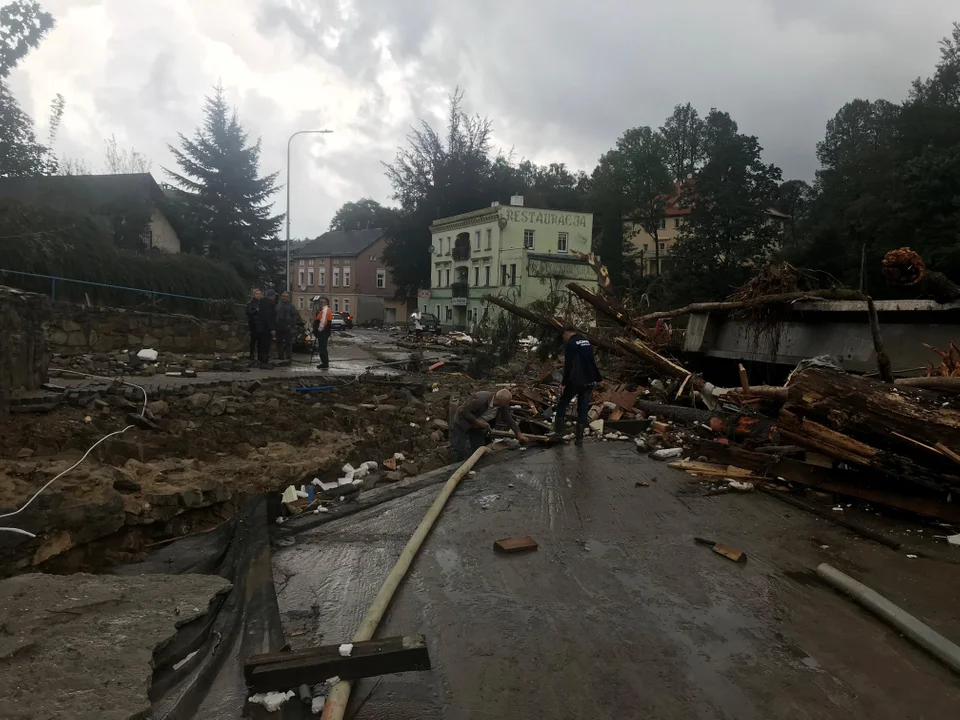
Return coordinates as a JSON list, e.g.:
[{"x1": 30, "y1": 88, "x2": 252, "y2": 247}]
[{"x1": 289, "y1": 228, "x2": 409, "y2": 324}]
